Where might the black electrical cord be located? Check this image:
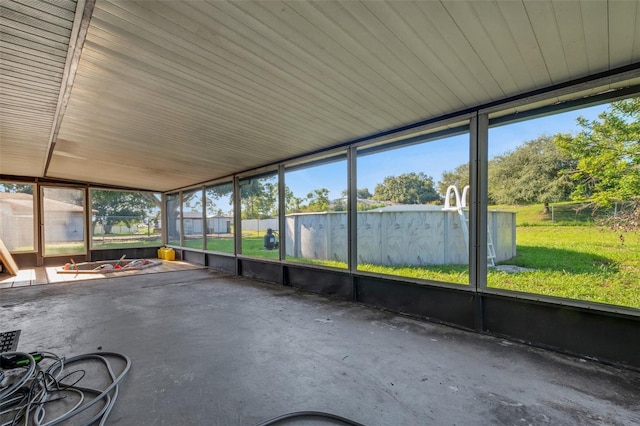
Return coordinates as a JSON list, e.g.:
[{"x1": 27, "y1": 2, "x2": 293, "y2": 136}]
[
  {"x1": 254, "y1": 410, "x2": 366, "y2": 426},
  {"x1": 0, "y1": 351, "x2": 130, "y2": 426}
]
